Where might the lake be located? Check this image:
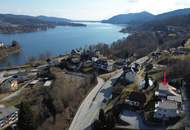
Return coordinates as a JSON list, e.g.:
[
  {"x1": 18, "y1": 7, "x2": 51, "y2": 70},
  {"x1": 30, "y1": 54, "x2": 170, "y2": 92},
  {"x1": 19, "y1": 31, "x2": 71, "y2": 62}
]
[{"x1": 0, "y1": 22, "x2": 128, "y2": 67}]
